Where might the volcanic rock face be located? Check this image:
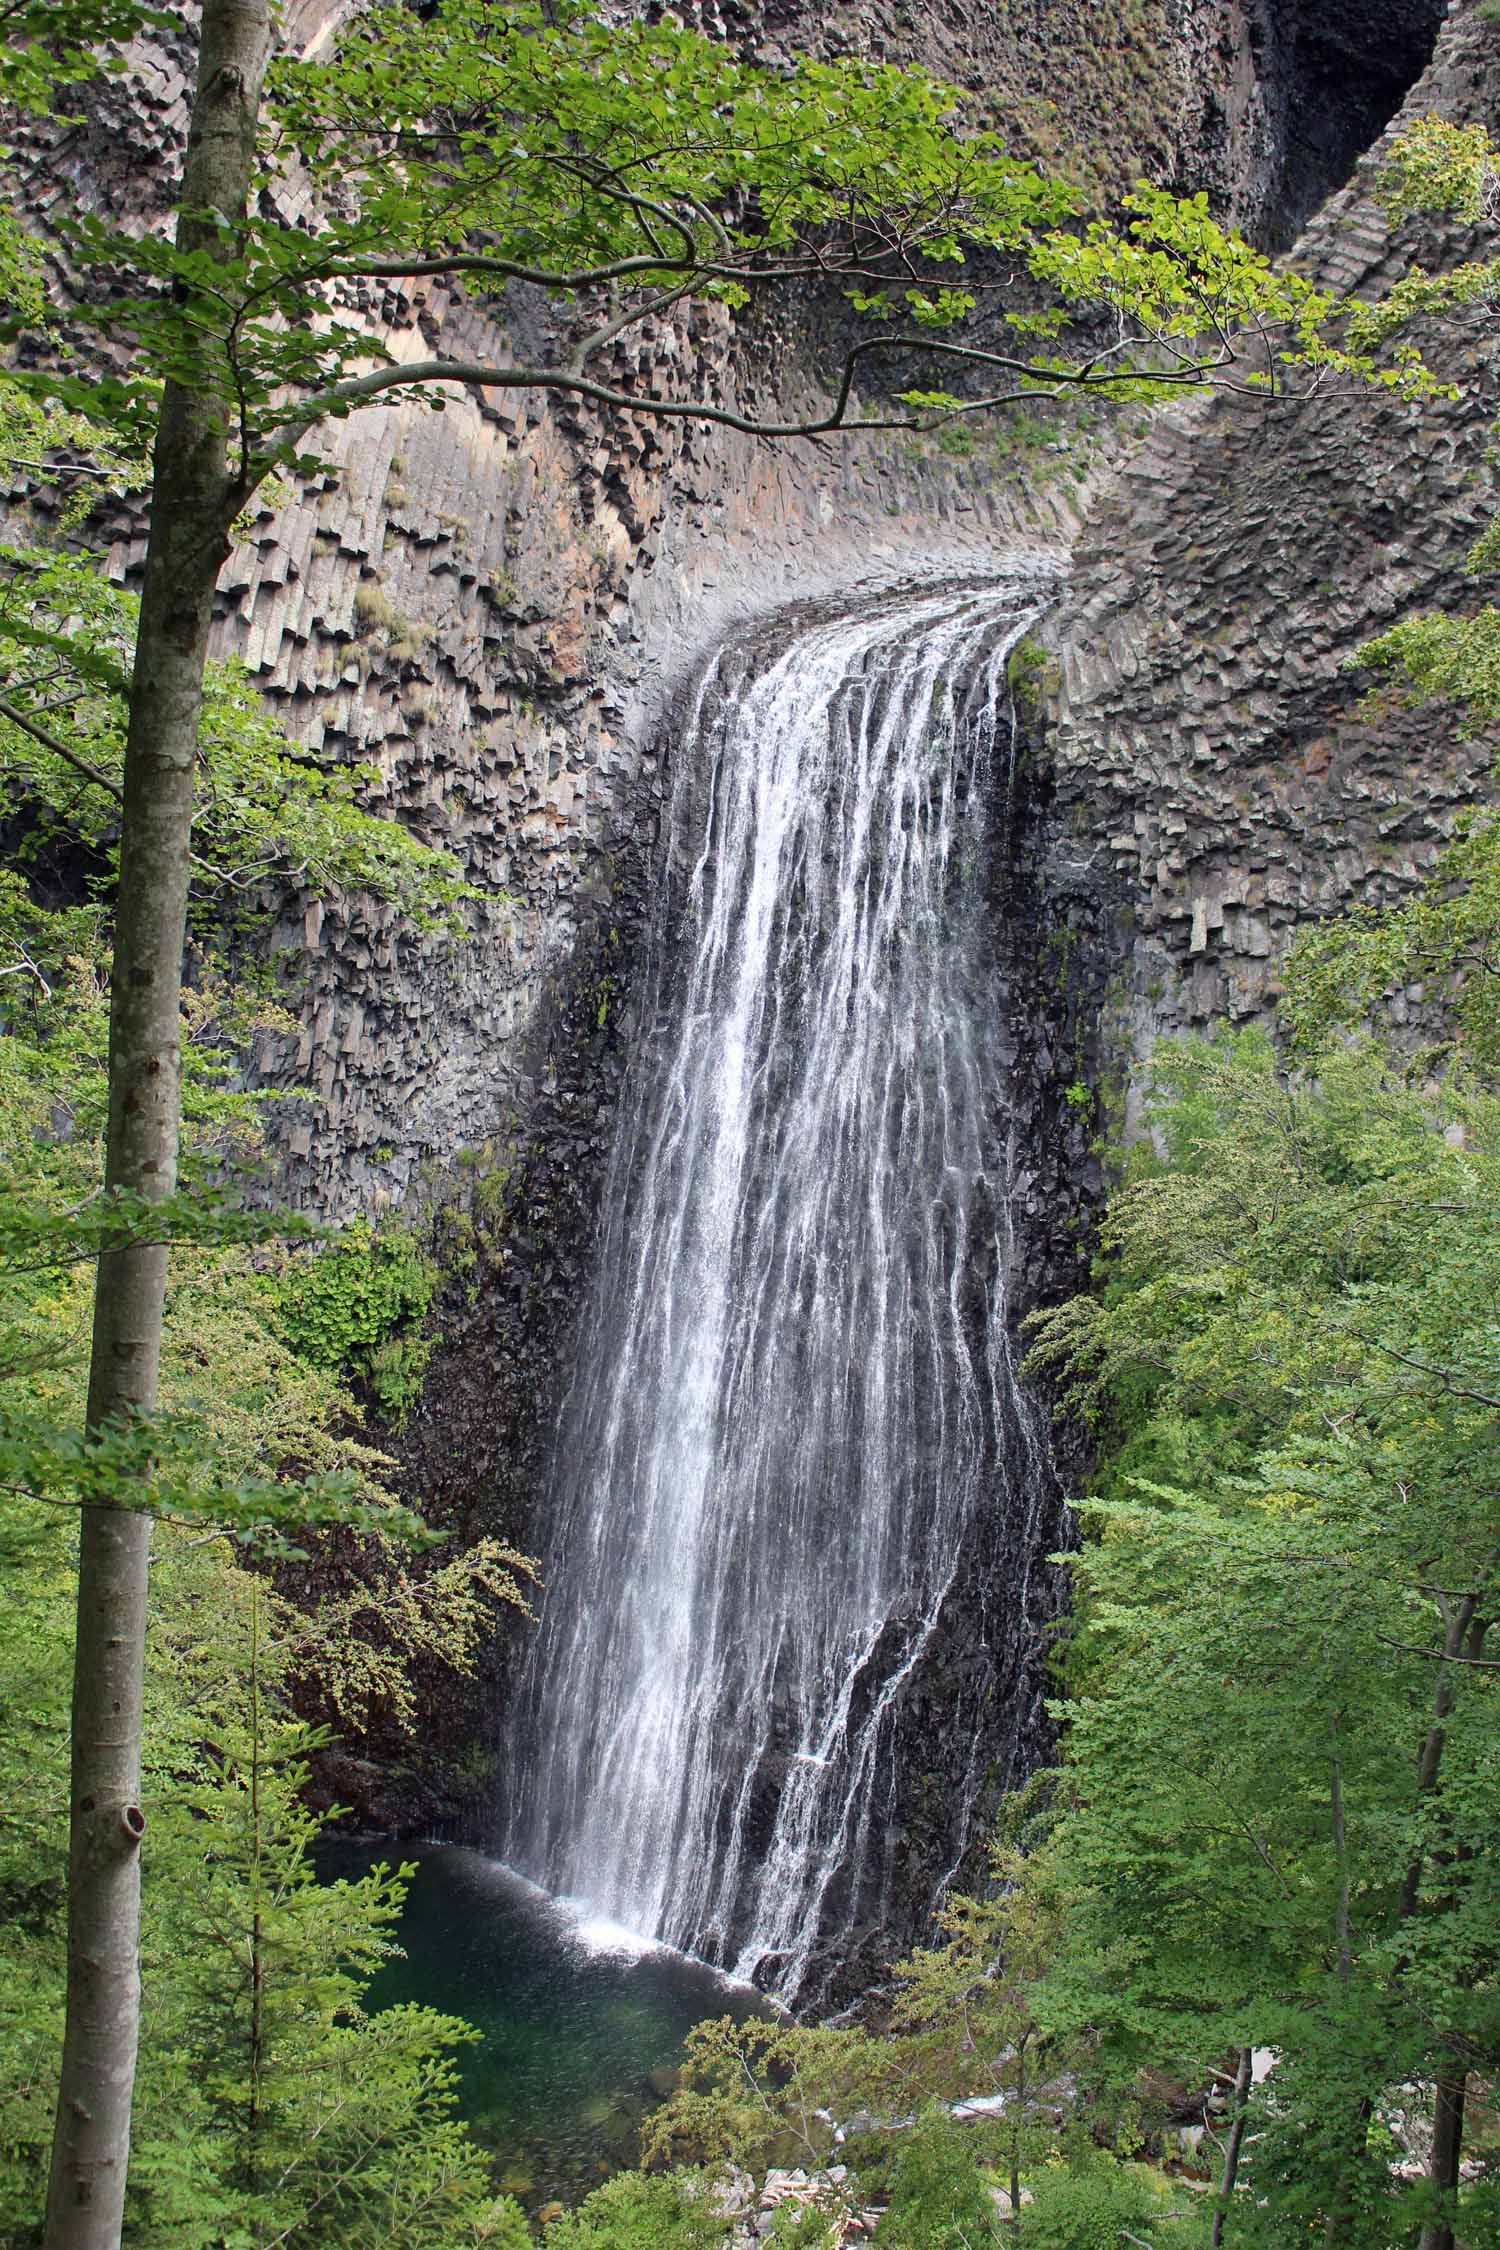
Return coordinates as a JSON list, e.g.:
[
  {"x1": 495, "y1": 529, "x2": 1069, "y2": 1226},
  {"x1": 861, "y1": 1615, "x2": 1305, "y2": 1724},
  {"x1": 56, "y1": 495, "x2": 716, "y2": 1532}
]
[
  {"x1": 21, "y1": 0, "x2": 1487, "y2": 1894},
  {"x1": 184, "y1": 0, "x2": 1449, "y2": 1226},
  {"x1": 643, "y1": 0, "x2": 1446, "y2": 248},
  {"x1": 1258, "y1": 0, "x2": 1449, "y2": 244},
  {"x1": 1035, "y1": 0, "x2": 1499, "y2": 1119},
  {"x1": 32, "y1": 0, "x2": 1453, "y2": 1229}
]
